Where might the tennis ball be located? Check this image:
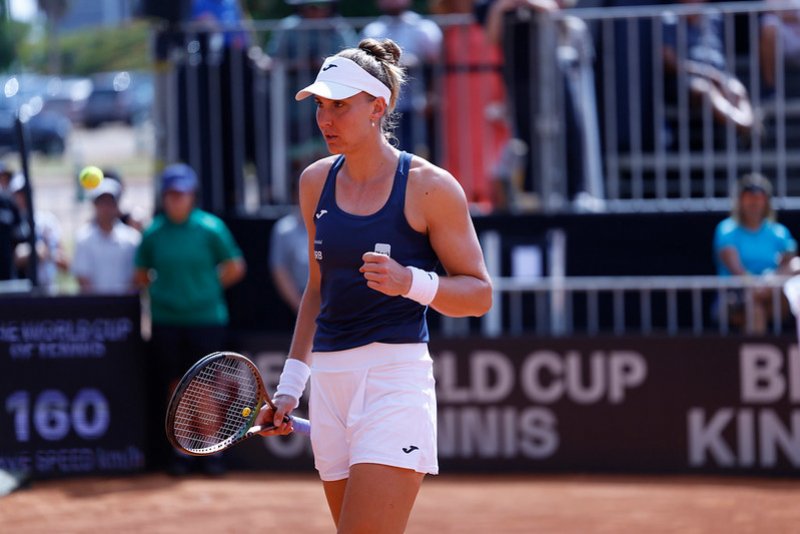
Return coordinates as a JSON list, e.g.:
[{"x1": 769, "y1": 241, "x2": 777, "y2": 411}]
[
  {"x1": 242, "y1": 407, "x2": 252, "y2": 418},
  {"x1": 79, "y1": 166, "x2": 104, "y2": 190}
]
